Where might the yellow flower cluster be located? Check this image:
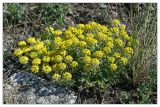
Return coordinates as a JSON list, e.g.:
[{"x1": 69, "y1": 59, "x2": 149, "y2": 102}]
[
  {"x1": 94, "y1": 51, "x2": 104, "y2": 58},
  {"x1": 30, "y1": 52, "x2": 38, "y2": 59},
  {"x1": 71, "y1": 61, "x2": 78, "y2": 68},
  {"x1": 18, "y1": 41, "x2": 26, "y2": 47},
  {"x1": 52, "y1": 73, "x2": 61, "y2": 80},
  {"x1": 19, "y1": 56, "x2": 29, "y2": 64},
  {"x1": 110, "y1": 63, "x2": 117, "y2": 71},
  {"x1": 32, "y1": 65, "x2": 39, "y2": 73},
  {"x1": 42, "y1": 64, "x2": 52, "y2": 73},
  {"x1": 32, "y1": 58, "x2": 41, "y2": 65},
  {"x1": 27, "y1": 37, "x2": 36, "y2": 44},
  {"x1": 13, "y1": 19, "x2": 137, "y2": 83},
  {"x1": 63, "y1": 72, "x2": 72, "y2": 80},
  {"x1": 14, "y1": 48, "x2": 23, "y2": 56}
]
